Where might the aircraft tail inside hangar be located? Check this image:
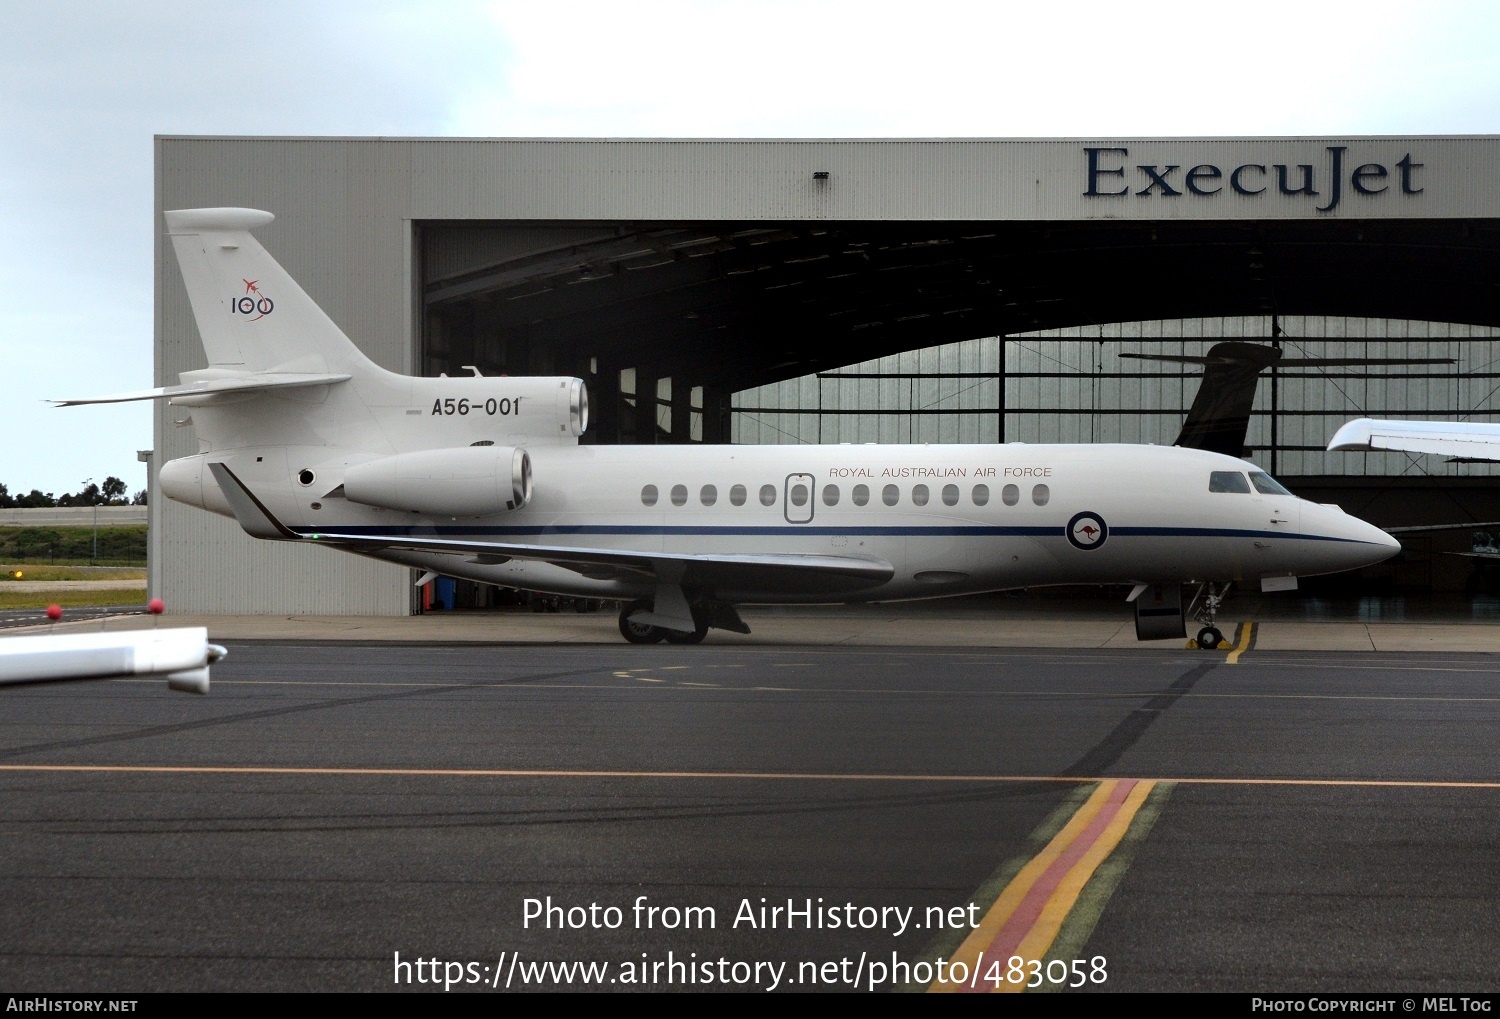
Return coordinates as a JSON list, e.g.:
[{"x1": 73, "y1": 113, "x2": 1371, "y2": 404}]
[{"x1": 154, "y1": 136, "x2": 1500, "y2": 613}]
